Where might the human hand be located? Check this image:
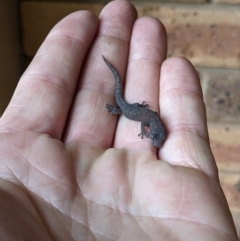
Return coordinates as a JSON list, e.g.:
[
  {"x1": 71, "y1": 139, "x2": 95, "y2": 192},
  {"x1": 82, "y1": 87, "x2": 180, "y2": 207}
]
[{"x1": 0, "y1": 1, "x2": 238, "y2": 240}]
